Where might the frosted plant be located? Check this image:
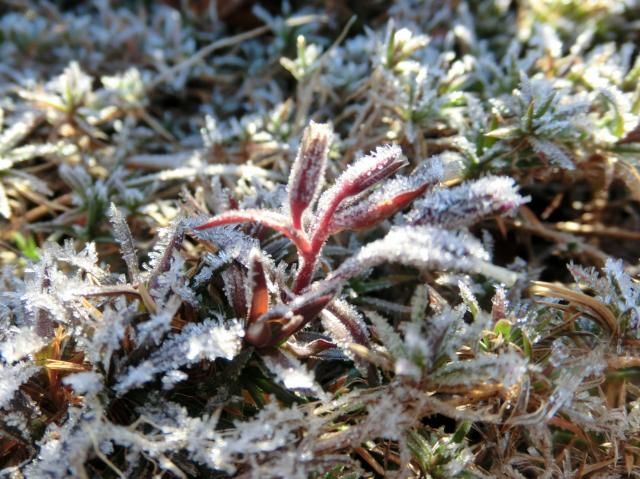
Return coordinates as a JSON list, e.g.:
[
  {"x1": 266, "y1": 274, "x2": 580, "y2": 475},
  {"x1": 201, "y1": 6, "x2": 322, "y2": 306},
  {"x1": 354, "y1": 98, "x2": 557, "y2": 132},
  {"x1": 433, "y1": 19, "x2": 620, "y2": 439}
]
[
  {"x1": 195, "y1": 120, "x2": 524, "y2": 349},
  {"x1": 100, "y1": 68, "x2": 148, "y2": 110},
  {"x1": 406, "y1": 175, "x2": 529, "y2": 229},
  {"x1": 2, "y1": 1, "x2": 640, "y2": 477},
  {"x1": 376, "y1": 23, "x2": 430, "y2": 73},
  {"x1": 487, "y1": 72, "x2": 591, "y2": 169},
  {"x1": 365, "y1": 281, "x2": 528, "y2": 393},
  {"x1": 0, "y1": 111, "x2": 76, "y2": 219},
  {"x1": 566, "y1": 259, "x2": 640, "y2": 337},
  {"x1": 115, "y1": 318, "x2": 244, "y2": 395},
  {"x1": 280, "y1": 35, "x2": 322, "y2": 82},
  {"x1": 19, "y1": 61, "x2": 100, "y2": 133}
]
